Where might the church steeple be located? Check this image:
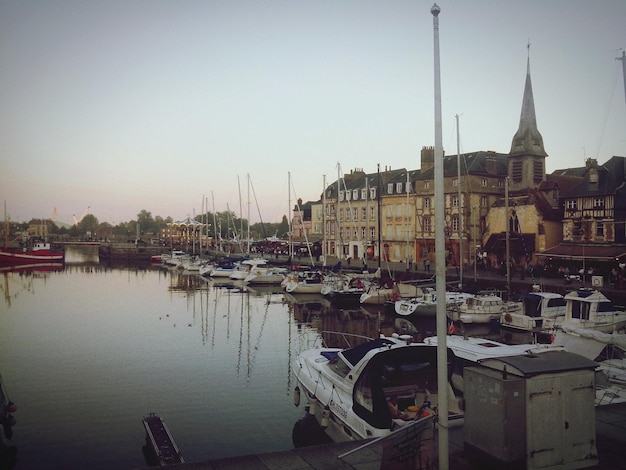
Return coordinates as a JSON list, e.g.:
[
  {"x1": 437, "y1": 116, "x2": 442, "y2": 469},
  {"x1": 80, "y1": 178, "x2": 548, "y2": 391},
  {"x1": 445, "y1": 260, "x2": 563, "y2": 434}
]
[{"x1": 510, "y1": 50, "x2": 547, "y2": 157}]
